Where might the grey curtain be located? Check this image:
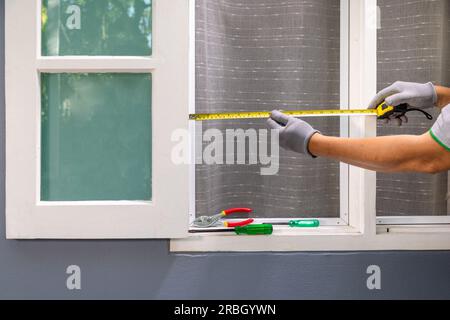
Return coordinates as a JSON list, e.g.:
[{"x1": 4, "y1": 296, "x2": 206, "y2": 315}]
[
  {"x1": 377, "y1": 0, "x2": 450, "y2": 216},
  {"x1": 195, "y1": 0, "x2": 341, "y2": 218}
]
